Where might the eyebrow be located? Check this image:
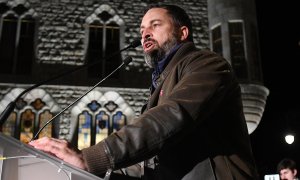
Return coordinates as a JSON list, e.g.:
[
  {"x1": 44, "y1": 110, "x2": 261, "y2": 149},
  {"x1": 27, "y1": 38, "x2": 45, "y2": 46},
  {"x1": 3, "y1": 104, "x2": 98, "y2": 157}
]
[{"x1": 140, "y1": 19, "x2": 162, "y2": 29}]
